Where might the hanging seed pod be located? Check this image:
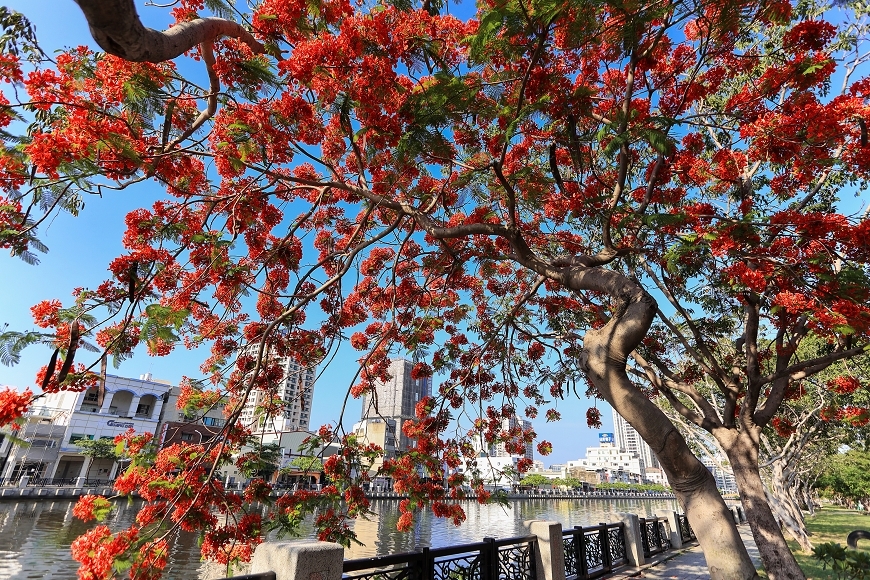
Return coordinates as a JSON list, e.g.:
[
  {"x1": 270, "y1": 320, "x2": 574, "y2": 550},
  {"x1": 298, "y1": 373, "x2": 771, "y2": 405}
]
[
  {"x1": 56, "y1": 319, "x2": 80, "y2": 383},
  {"x1": 566, "y1": 114, "x2": 583, "y2": 172},
  {"x1": 549, "y1": 143, "x2": 565, "y2": 195},
  {"x1": 98, "y1": 354, "x2": 107, "y2": 407},
  {"x1": 128, "y1": 261, "x2": 139, "y2": 302},
  {"x1": 41, "y1": 348, "x2": 60, "y2": 390}
]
